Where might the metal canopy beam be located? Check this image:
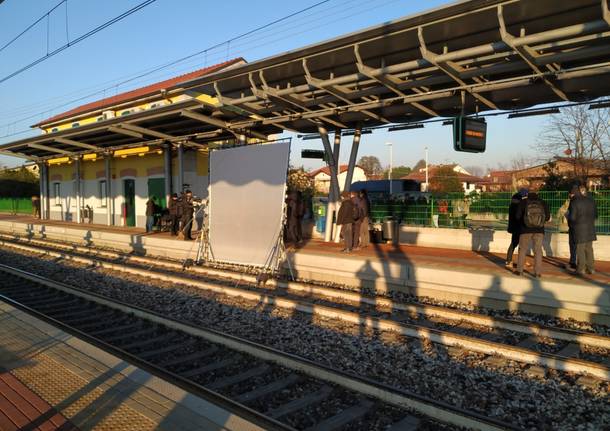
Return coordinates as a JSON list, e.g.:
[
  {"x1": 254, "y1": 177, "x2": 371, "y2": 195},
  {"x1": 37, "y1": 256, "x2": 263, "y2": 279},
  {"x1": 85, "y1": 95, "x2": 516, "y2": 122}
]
[
  {"x1": 55, "y1": 137, "x2": 99, "y2": 151},
  {"x1": 28, "y1": 143, "x2": 74, "y2": 155},
  {"x1": 180, "y1": 109, "x2": 268, "y2": 140},
  {"x1": 107, "y1": 126, "x2": 144, "y2": 139},
  {"x1": 121, "y1": 123, "x2": 175, "y2": 140},
  {"x1": 303, "y1": 59, "x2": 390, "y2": 124},
  {"x1": 418, "y1": 27, "x2": 498, "y2": 110},
  {"x1": 497, "y1": 5, "x2": 568, "y2": 101},
  {"x1": 354, "y1": 46, "x2": 439, "y2": 117}
]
